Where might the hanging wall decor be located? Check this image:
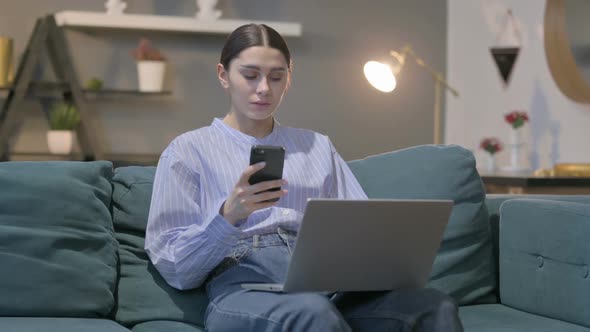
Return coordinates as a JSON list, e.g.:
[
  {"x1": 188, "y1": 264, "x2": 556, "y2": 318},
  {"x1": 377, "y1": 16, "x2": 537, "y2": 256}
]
[{"x1": 490, "y1": 9, "x2": 522, "y2": 87}]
